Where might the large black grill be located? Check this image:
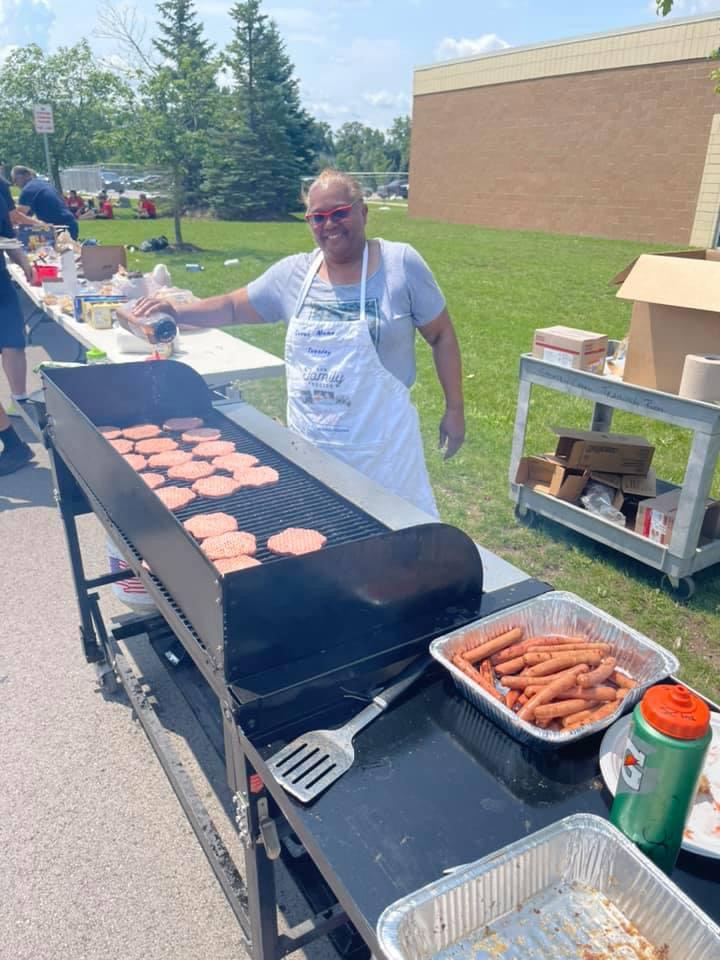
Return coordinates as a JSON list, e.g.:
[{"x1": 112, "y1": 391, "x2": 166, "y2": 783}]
[{"x1": 43, "y1": 361, "x2": 485, "y2": 706}]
